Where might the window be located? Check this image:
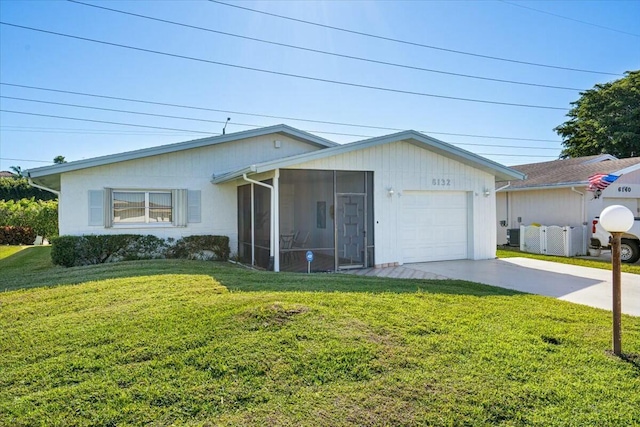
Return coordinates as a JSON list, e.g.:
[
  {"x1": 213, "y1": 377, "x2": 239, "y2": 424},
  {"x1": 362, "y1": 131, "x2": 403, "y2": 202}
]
[
  {"x1": 113, "y1": 191, "x2": 172, "y2": 224},
  {"x1": 89, "y1": 188, "x2": 198, "y2": 228}
]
